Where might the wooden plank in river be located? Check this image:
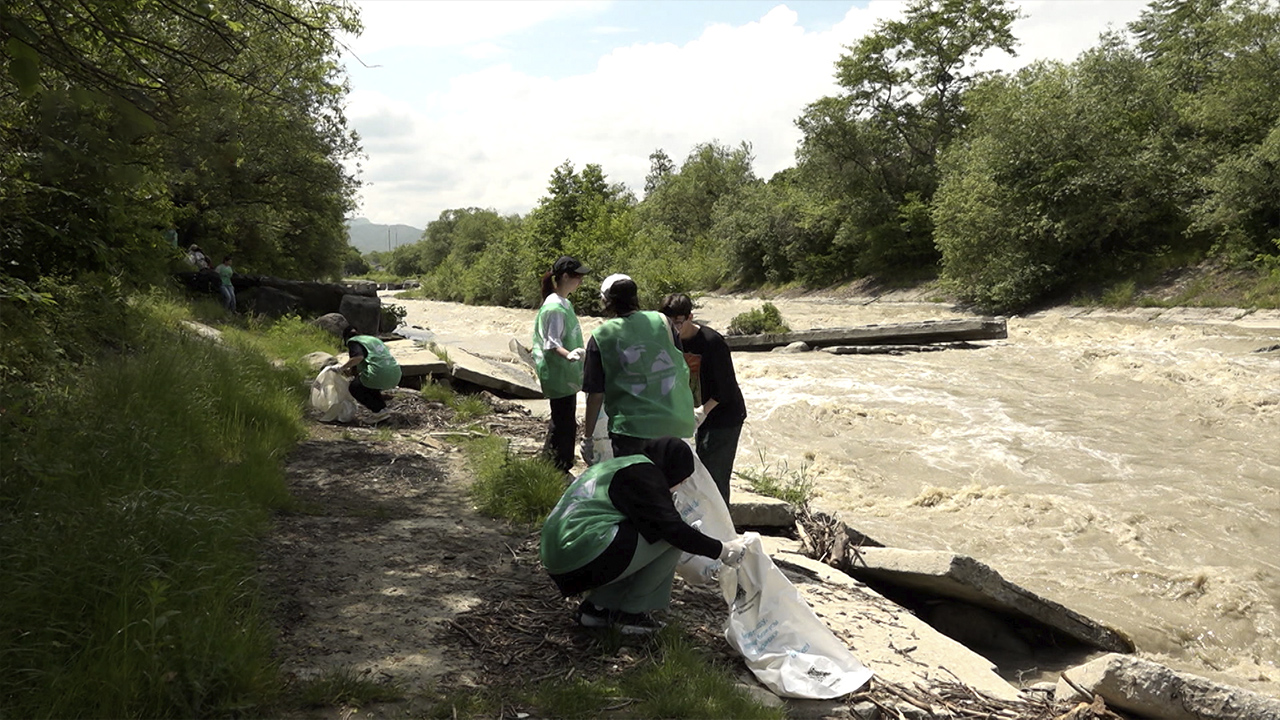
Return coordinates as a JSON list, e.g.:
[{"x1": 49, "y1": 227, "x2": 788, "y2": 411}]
[{"x1": 723, "y1": 317, "x2": 1007, "y2": 351}]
